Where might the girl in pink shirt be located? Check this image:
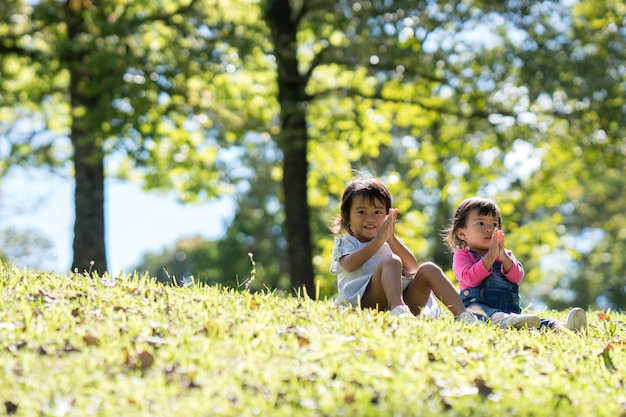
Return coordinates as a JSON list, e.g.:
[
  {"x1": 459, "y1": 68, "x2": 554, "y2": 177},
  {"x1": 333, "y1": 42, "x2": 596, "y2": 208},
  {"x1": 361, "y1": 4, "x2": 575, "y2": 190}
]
[{"x1": 444, "y1": 196, "x2": 586, "y2": 331}]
